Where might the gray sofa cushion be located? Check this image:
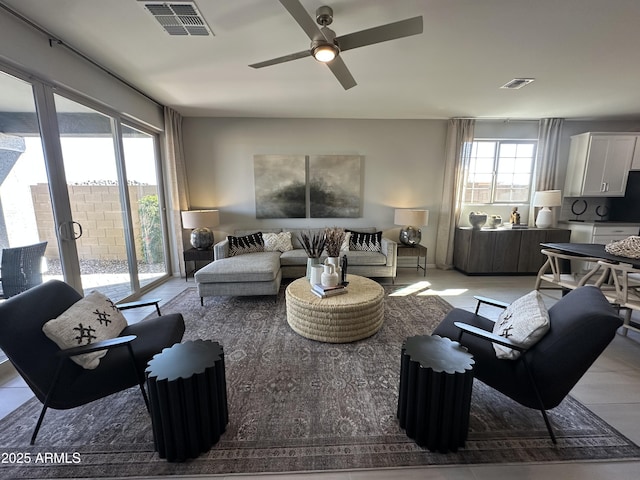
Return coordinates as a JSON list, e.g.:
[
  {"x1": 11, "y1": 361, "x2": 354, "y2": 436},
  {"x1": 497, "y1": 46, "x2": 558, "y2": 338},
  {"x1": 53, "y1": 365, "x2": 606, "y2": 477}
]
[
  {"x1": 279, "y1": 249, "x2": 313, "y2": 266},
  {"x1": 195, "y1": 251, "x2": 281, "y2": 283},
  {"x1": 343, "y1": 251, "x2": 387, "y2": 266}
]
